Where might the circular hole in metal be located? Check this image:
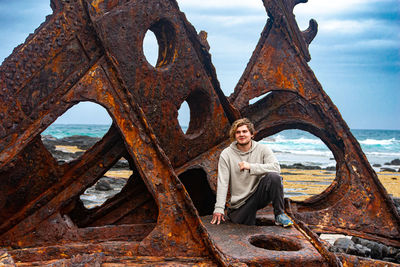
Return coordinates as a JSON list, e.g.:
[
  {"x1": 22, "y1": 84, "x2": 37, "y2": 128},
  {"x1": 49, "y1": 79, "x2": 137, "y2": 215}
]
[
  {"x1": 262, "y1": 129, "x2": 336, "y2": 202},
  {"x1": 177, "y1": 89, "x2": 210, "y2": 138},
  {"x1": 143, "y1": 30, "x2": 158, "y2": 67},
  {"x1": 249, "y1": 235, "x2": 302, "y2": 251},
  {"x1": 143, "y1": 19, "x2": 176, "y2": 68},
  {"x1": 178, "y1": 100, "x2": 189, "y2": 134}
]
